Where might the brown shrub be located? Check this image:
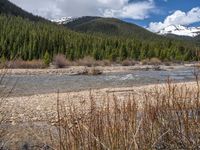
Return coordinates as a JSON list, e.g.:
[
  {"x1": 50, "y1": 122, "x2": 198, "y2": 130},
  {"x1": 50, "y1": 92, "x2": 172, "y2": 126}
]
[
  {"x1": 76, "y1": 57, "x2": 112, "y2": 67},
  {"x1": 5, "y1": 59, "x2": 45, "y2": 69},
  {"x1": 141, "y1": 58, "x2": 162, "y2": 65},
  {"x1": 141, "y1": 58, "x2": 150, "y2": 65},
  {"x1": 95, "y1": 60, "x2": 111, "y2": 66},
  {"x1": 53, "y1": 54, "x2": 68, "y2": 68},
  {"x1": 121, "y1": 59, "x2": 136, "y2": 66},
  {"x1": 76, "y1": 56, "x2": 96, "y2": 67},
  {"x1": 150, "y1": 57, "x2": 162, "y2": 65}
]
